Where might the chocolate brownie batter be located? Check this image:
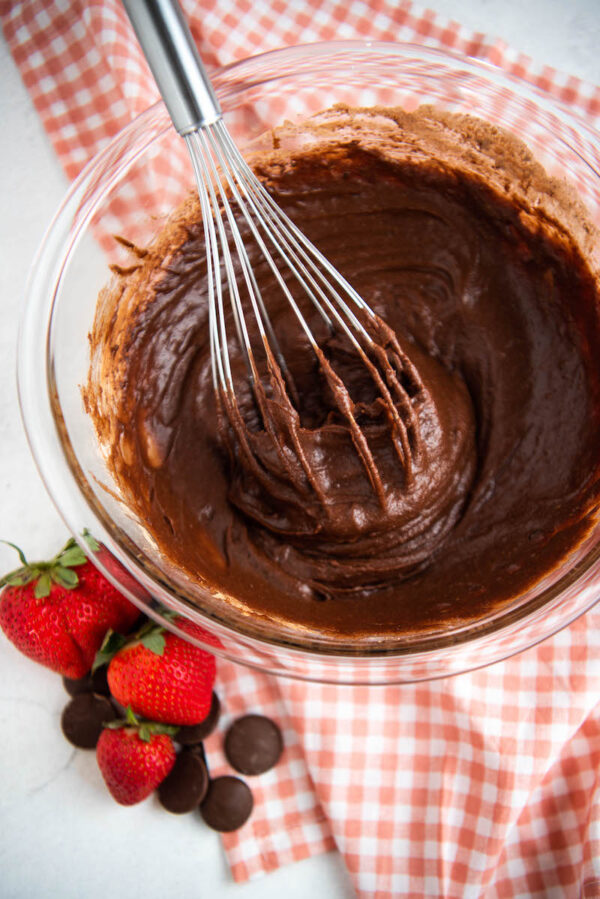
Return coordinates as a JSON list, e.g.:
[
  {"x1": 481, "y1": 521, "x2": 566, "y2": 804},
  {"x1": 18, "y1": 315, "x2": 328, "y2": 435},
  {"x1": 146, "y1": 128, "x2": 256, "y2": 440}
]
[{"x1": 84, "y1": 105, "x2": 600, "y2": 647}]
